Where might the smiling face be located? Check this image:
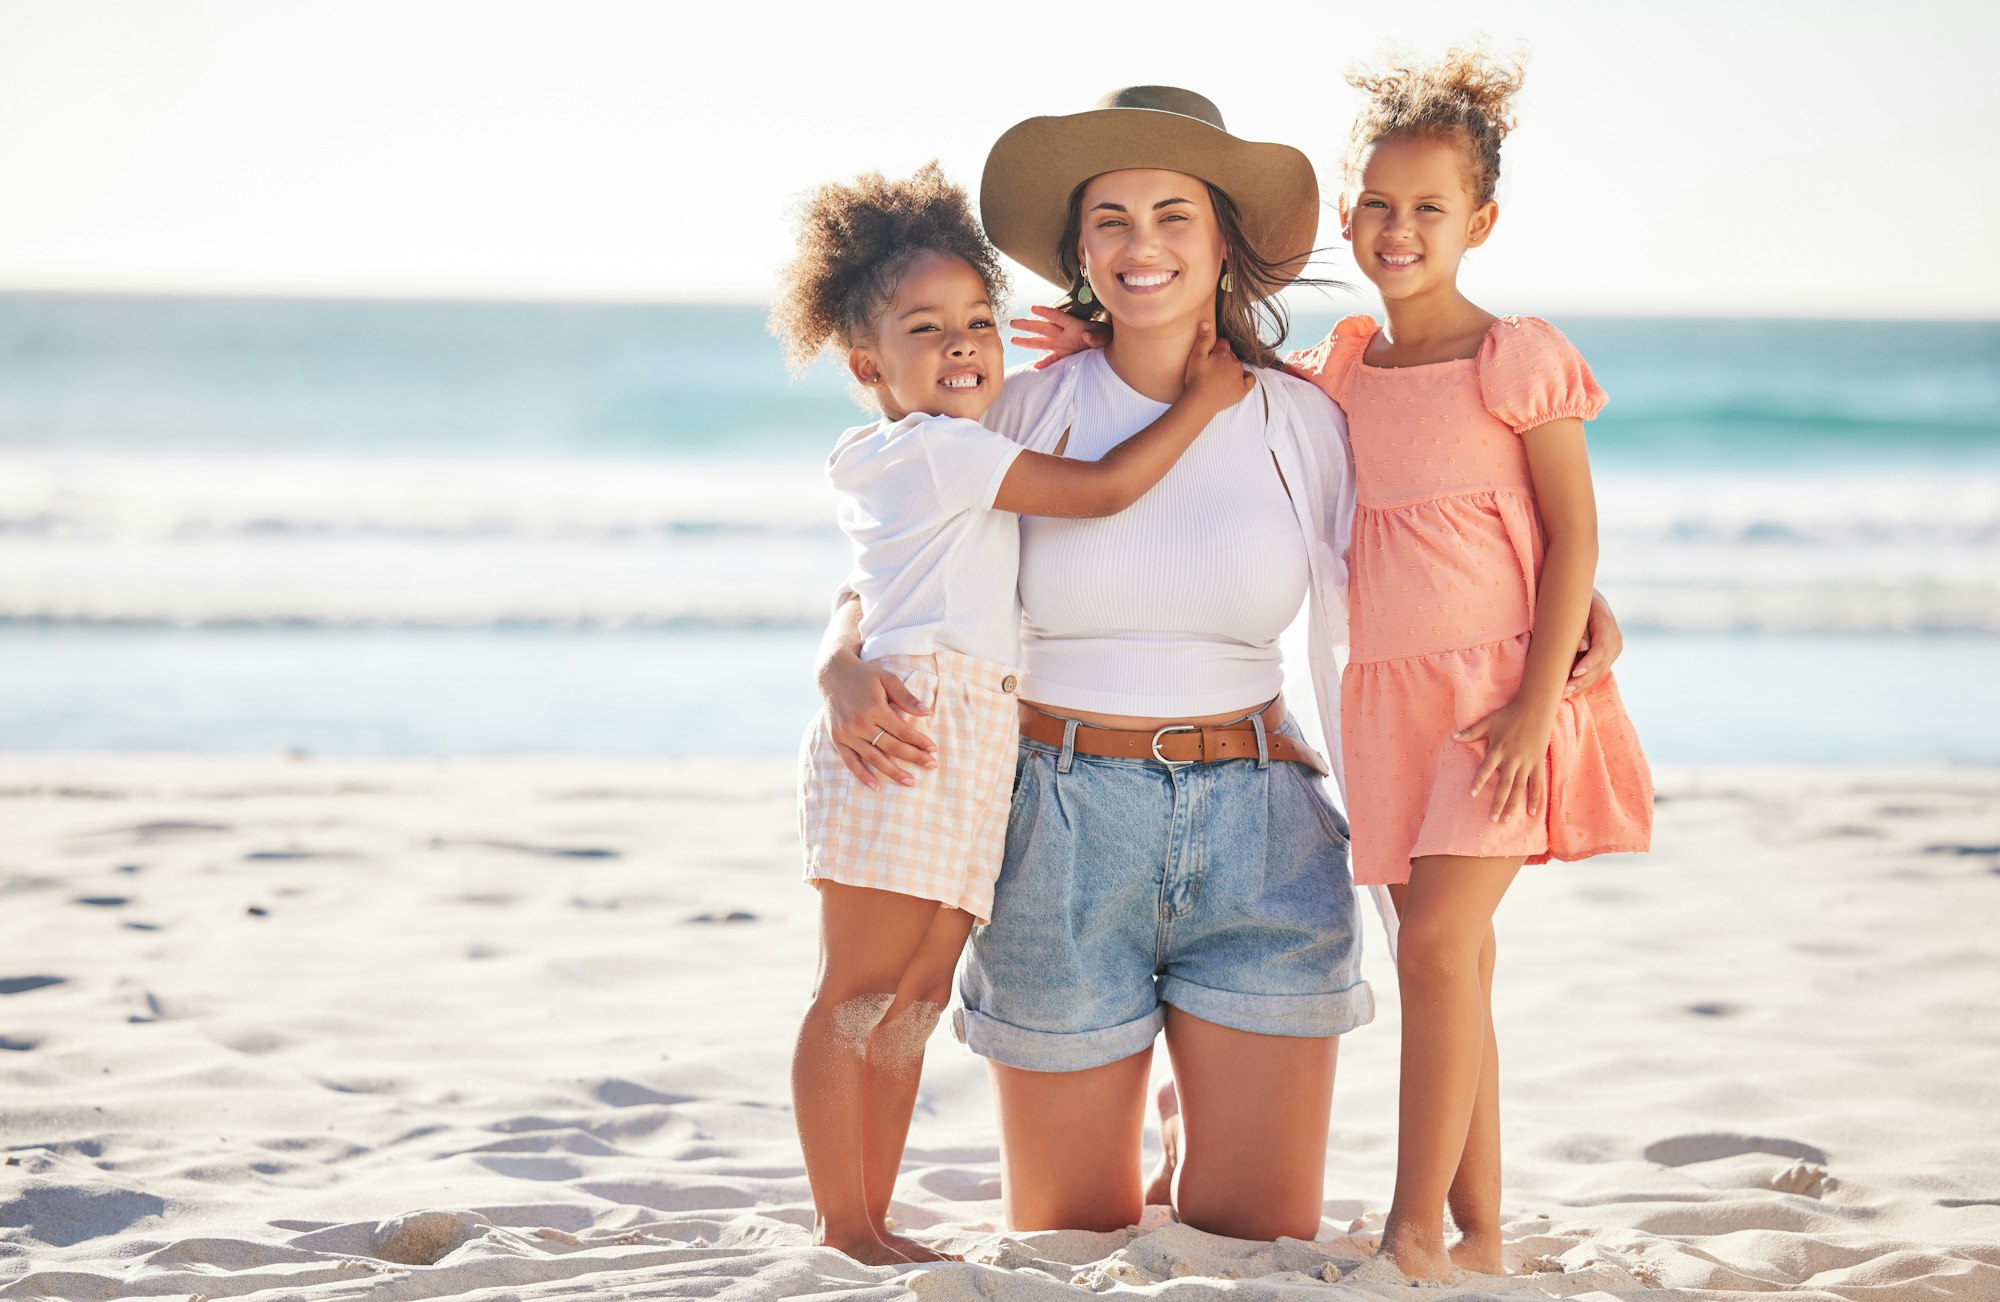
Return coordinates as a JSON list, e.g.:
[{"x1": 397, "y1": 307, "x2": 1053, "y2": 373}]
[
  {"x1": 847, "y1": 250, "x2": 1001, "y2": 422},
  {"x1": 1342, "y1": 132, "x2": 1498, "y2": 305},
  {"x1": 1075, "y1": 169, "x2": 1225, "y2": 332}
]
